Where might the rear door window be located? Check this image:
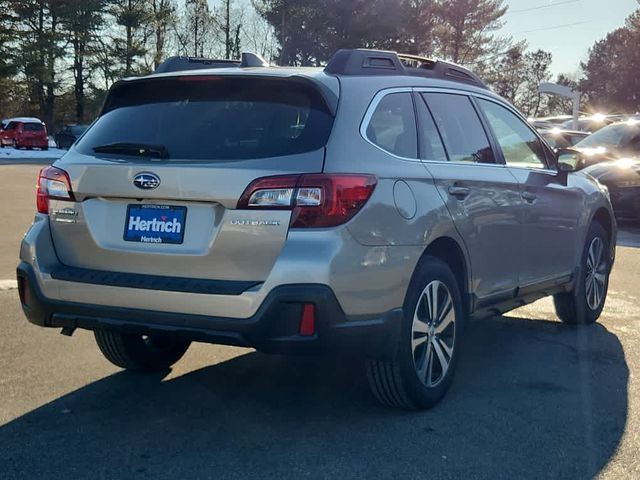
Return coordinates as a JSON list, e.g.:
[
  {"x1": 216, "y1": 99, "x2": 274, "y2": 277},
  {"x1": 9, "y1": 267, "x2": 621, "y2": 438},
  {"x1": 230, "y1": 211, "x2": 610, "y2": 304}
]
[
  {"x1": 365, "y1": 92, "x2": 418, "y2": 159},
  {"x1": 421, "y1": 93, "x2": 495, "y2": 163},
  {"x1": 76, "y1": 77, "x2": 334, "y2": 160}
]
